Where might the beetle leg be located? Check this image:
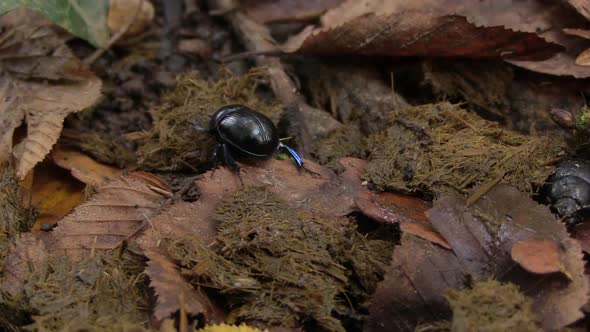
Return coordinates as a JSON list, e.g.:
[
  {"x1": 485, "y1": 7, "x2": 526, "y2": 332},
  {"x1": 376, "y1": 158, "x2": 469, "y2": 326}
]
[
  {"x1": 220, "y1": 144, "x2": 238, "y2": 170},
  {"x1": 221, "y1": 144, "x2": 244, "y2": 185},
  {"x1": 211, "y1": 144, "x2": 224, "y2": 168},
  {"x1": 279, "y1": 142, "x2": 303, "y2": 167}
]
